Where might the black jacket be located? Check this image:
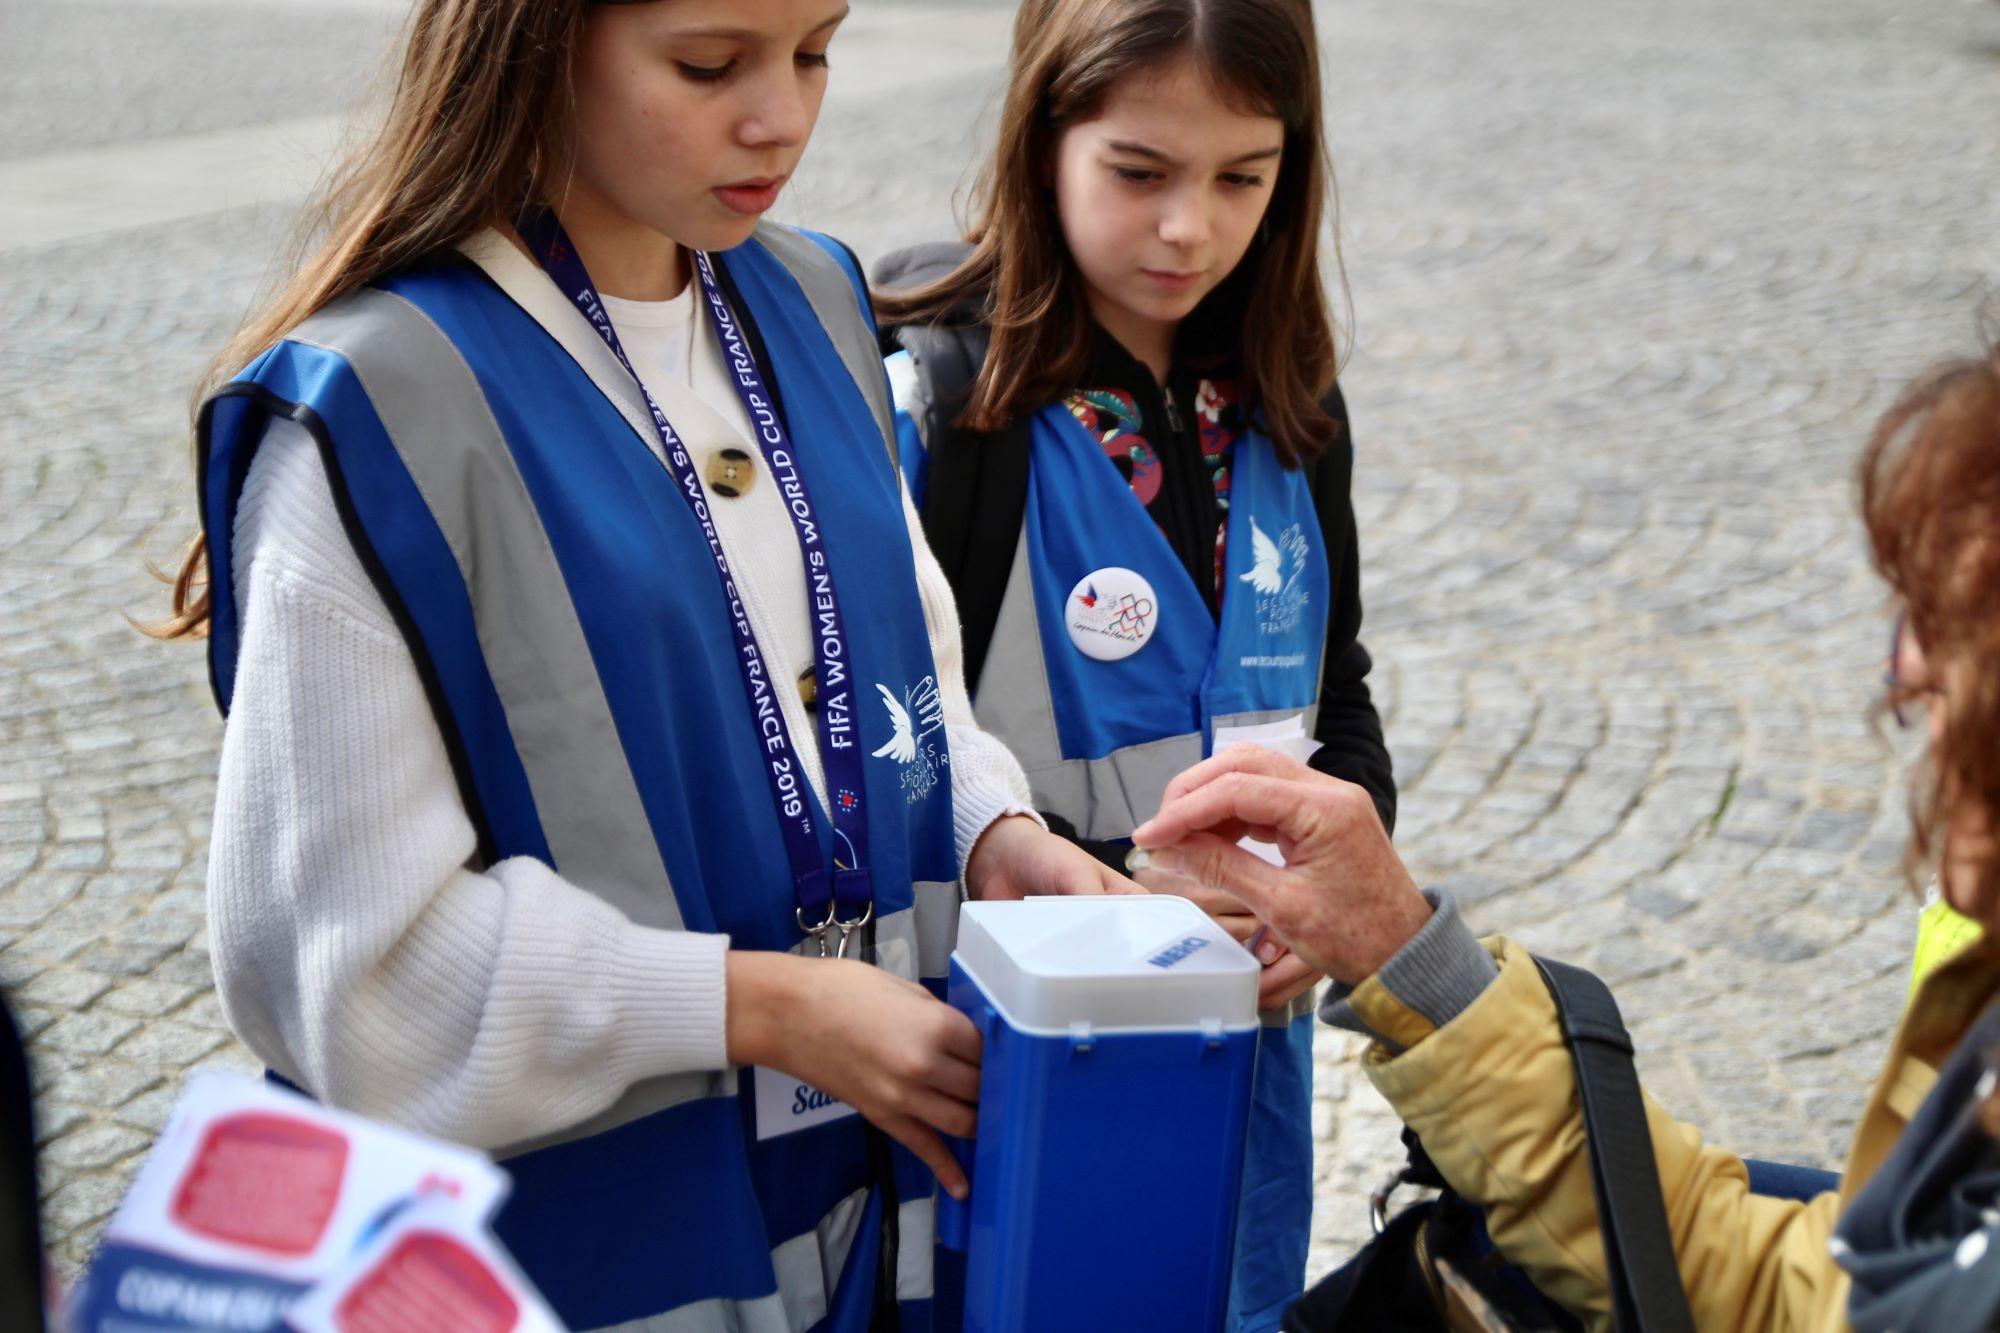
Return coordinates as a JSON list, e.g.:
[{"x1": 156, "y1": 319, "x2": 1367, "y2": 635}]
[{"x1": 874, "y1": 244, "x2": 1394, "y2": 864}]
